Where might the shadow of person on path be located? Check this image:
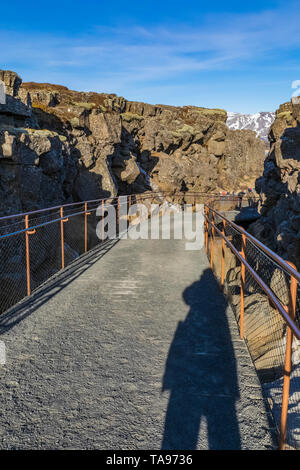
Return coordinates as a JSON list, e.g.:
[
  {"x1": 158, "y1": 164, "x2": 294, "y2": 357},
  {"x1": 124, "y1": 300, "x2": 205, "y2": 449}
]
[{"x1": 161, "y1": 268, "x2": 241, "y2": 450}]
